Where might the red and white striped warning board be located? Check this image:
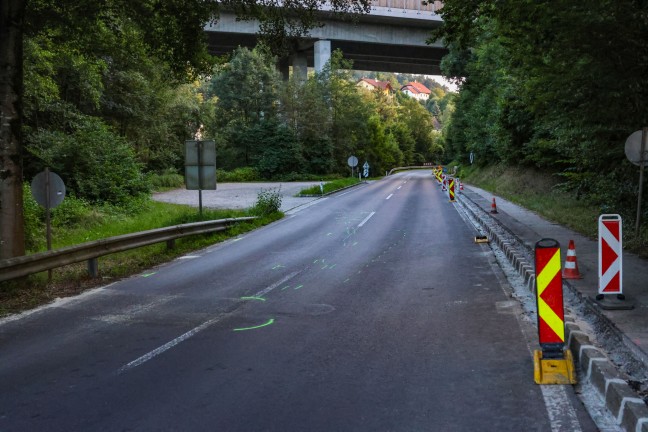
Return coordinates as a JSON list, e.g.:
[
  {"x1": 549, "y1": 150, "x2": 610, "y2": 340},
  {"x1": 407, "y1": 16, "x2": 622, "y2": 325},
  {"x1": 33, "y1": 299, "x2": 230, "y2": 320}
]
[{"x1": 598, "y1": 214, "x2": 622, "y2": 295}]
